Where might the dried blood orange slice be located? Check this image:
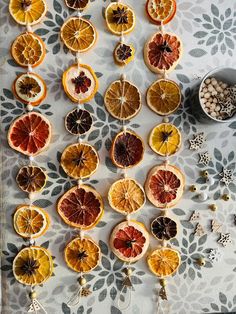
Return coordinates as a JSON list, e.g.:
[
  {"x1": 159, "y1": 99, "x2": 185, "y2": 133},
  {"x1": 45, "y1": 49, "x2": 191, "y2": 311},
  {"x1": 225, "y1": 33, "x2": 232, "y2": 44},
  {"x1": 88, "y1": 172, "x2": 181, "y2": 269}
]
[
  {"x1": 61, "y1": 17, "x2": 97, "y2": 52},
  {"x1": 144, "y1": 32, "x2": 183, "y2": 74},
  {"x1": 57, "y1": 185, "x2": 103, "y2": 230},
  {"x1": 104, "y1": 79, "x2": 141, "y2": 120},
  {"x1": 146, "y1": 0, "x2": 177, "y2": 25},
  {"x1": 11, "y1": 32, "x2": 46, "y2": 68},
  {"x1": 65, "y1": 237, "x2": 100, "y2": 273},
  {"x1": 145, "y1": 163, "x2": 185, "y2": 208},
  {"x1": 13, "y1": 246, "x2": 53, "y2": 285},
  {"x1": 110, "y1": 130, "x2": 144, "y2": 168},
  {"x1": 105, "y1": 2, "x2": 136, "y2": 36},
  {"x1": 9, "y1": 0, "x2": 47, "y2": 26},
  {"x1": 110, "y1": 221, "x2": 149, "y2": 263},
  {"x1": 149, "y1": 123, "x2": 181, "y2": 156},
  {"x1": 147, "y1": 247, "x2": 180, "y2": 277},
  {"x1": 13, "y1": 205, "x2": 50, "y2": 239},
  {"x1": 65, "y1": 109, "x2": 92, "y2": 136},
  {"x1": 8, "y1": 112, "x2": 52, "y2": 156},
  {"x1": 108, "y1": 178, "x2": 146, "y2": 214},
  {"x1": 13, "y1": 73, "x2": 47, "y2": 107},
  {"x1": 65, "y1": 0, "x2": 89, "y2": 10},
  {"x1": 151, "y1": 216, "x2": 177, "y2": 241},
  {"x1": 16, "y1": 166, "x2": 47, "y2": 193},
  {"x1": 146, "y1": 79, "x2": 181, "y2": 116},
  {"x1": 62, "y1": 64, "x2": 98, "y2": 103},
  {"x1": 113, "y1": 43, "x2": 135, "y2": 66},
  {"x1": 61, "y1": 143, "x2": 99, "y2": 179}
]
